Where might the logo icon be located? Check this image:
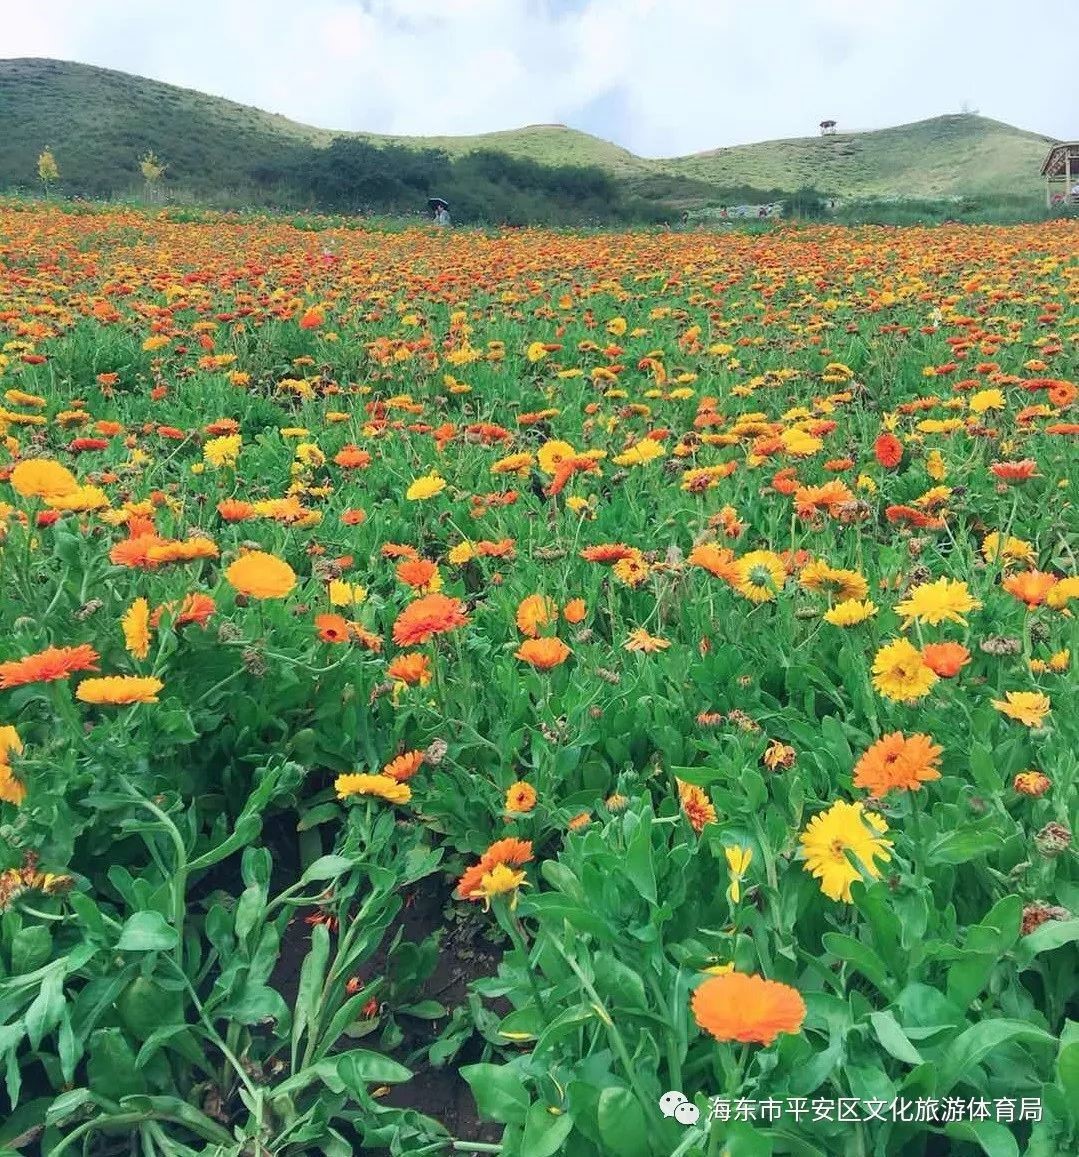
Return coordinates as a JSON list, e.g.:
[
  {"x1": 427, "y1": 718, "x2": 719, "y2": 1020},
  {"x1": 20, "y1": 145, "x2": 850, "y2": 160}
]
[{"x1": 659, "y1": 1091, "x2": 700, "y2": 1125}]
